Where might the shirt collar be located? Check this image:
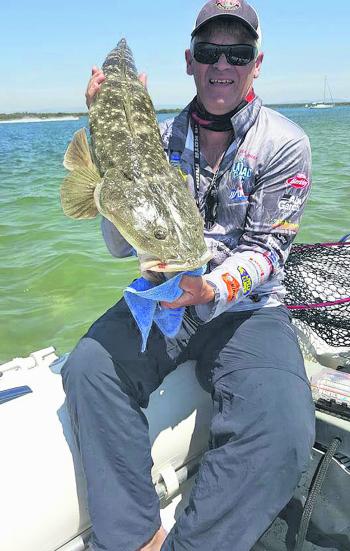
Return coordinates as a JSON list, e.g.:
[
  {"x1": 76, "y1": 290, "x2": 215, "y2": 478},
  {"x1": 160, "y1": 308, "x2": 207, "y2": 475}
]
[
  {"x1": 169, "y1": 96, "x2": 262, "y2": 165},
  {"x1": 230, "y1": 95, "x2": 262, "y2": 140}
]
